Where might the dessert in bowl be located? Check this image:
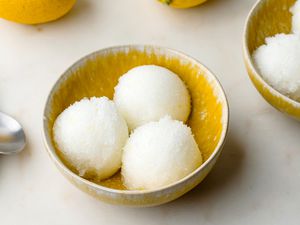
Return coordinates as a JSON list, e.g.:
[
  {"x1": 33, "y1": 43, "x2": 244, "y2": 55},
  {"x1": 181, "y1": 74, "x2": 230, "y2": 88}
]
[{"x1": 43, "y1": 45, "x2": 229, "y2": 207}]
